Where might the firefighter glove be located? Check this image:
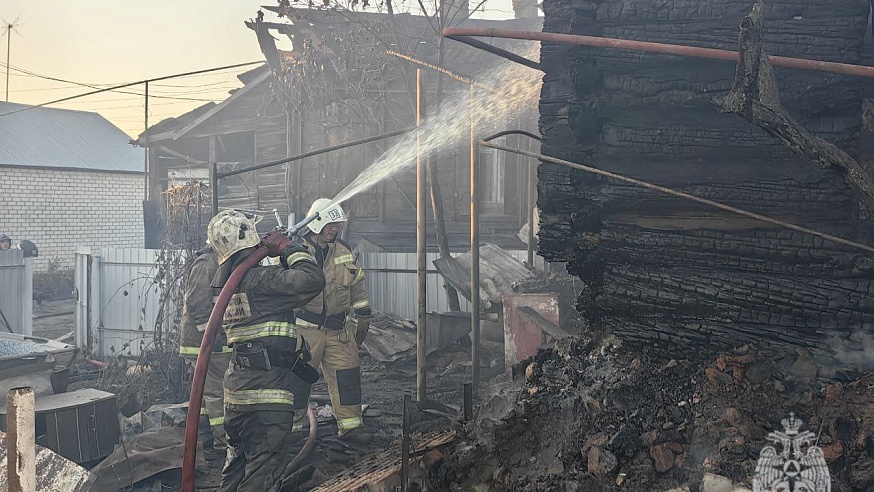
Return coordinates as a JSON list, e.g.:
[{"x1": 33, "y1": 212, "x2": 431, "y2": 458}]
[
  {"x1": 354, "y1": 317, "x2": 371, "y2": 346},
  {"x1": 261, "y1": 230, "x2": 291, "y2": 257}
]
